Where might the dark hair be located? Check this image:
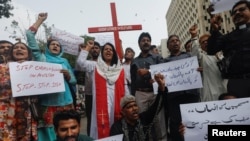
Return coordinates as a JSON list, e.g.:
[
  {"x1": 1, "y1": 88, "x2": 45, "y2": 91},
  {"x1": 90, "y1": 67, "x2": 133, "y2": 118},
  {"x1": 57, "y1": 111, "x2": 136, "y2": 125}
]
[
  {"x1": 53, "y1": 109, "x2": 81, "y2": 130},
  {"x1": 138, "y1": 32, "x2": 151, "y2": 44},
  {"x1": 125, "y1": 47, "x2": 135, "y2": 54},
  {"x1": 9, "y1": 42, "x2": 33, "y2": 61},
  {"x1": 184, "y1": 40, "x2": 192, "y2": 49},
  {"x1": 150, "y1": 45, "x2": 157, "y2": 50},
  {"x1": 231, "y1": 0, "x2": 250, "y2": 15},
  {"x1": 94, "y1": 41, "x2": 101, "y2": 48},
  {"x1": 167, "y1": 34, "x2": 179, "y2": 46},
  {"x1": 101, "y1": 42, "x2": 118, "y2": 66},
  {"x1": 0, "y1": 40, "x2": 13, "y2": 45},
  {"x1": 47, "y1": 39, "x2": 61, "y2": 48},
  {"x1": 218, "y1": 93, "x2": 237, "y2": 100}
]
